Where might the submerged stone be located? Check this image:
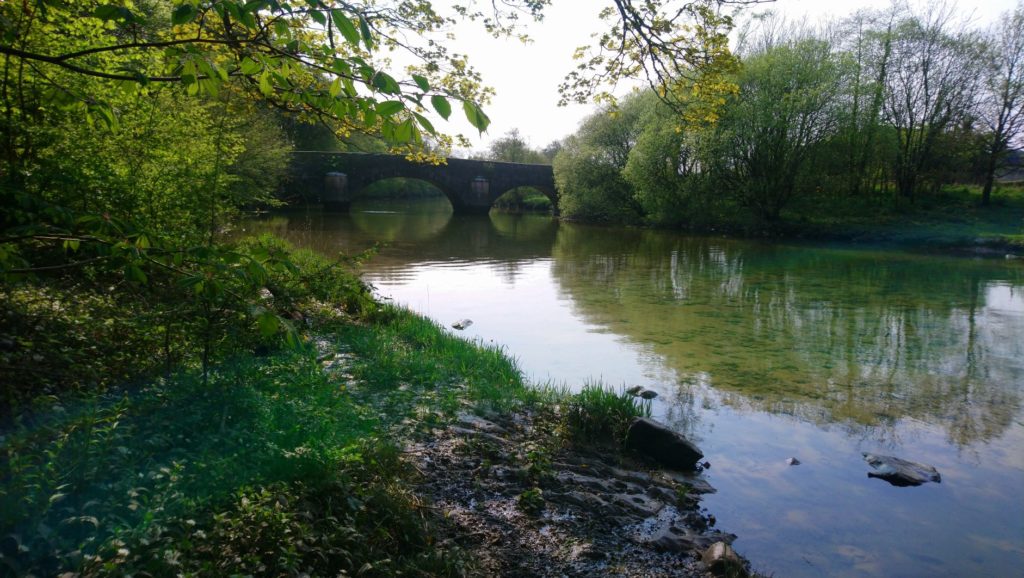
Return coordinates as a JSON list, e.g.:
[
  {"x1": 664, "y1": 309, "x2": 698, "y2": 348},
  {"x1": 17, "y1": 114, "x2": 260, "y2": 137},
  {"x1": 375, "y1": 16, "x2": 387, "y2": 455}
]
[{"x1": 863, "y1": 453, "x2": 941, "y2": 487}]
